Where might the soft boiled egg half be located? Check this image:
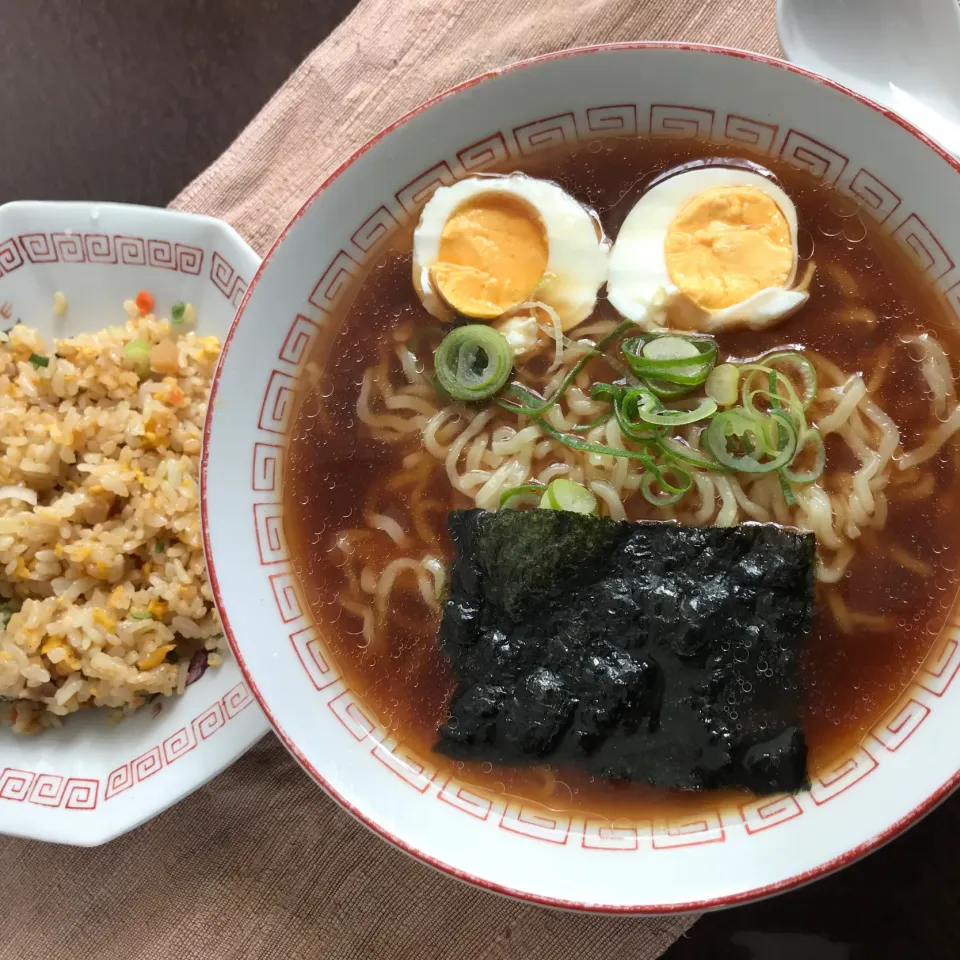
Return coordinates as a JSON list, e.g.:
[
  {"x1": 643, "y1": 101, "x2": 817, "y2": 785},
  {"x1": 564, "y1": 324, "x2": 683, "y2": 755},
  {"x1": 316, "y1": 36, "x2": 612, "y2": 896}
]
[
  {"x1": 411, "y1": 174, "x2": 609, "y2": 340},
  {"x1": 607, "y1": 166, "x2": 810, "y2": 332}
]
